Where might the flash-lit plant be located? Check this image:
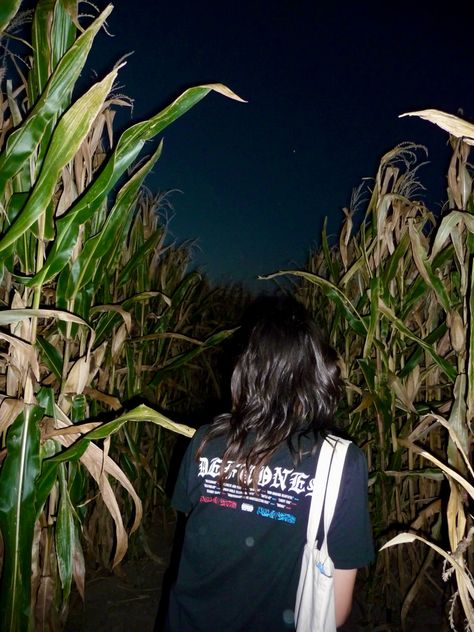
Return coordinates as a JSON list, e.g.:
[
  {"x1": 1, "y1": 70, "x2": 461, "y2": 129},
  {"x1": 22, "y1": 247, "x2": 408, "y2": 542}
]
[
  {"x1": 0, "y1": 1, "x2": 244, "y2": 630},
  {"x1": 264, "y1": 112, "x2": 474, "y2": 630}
]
